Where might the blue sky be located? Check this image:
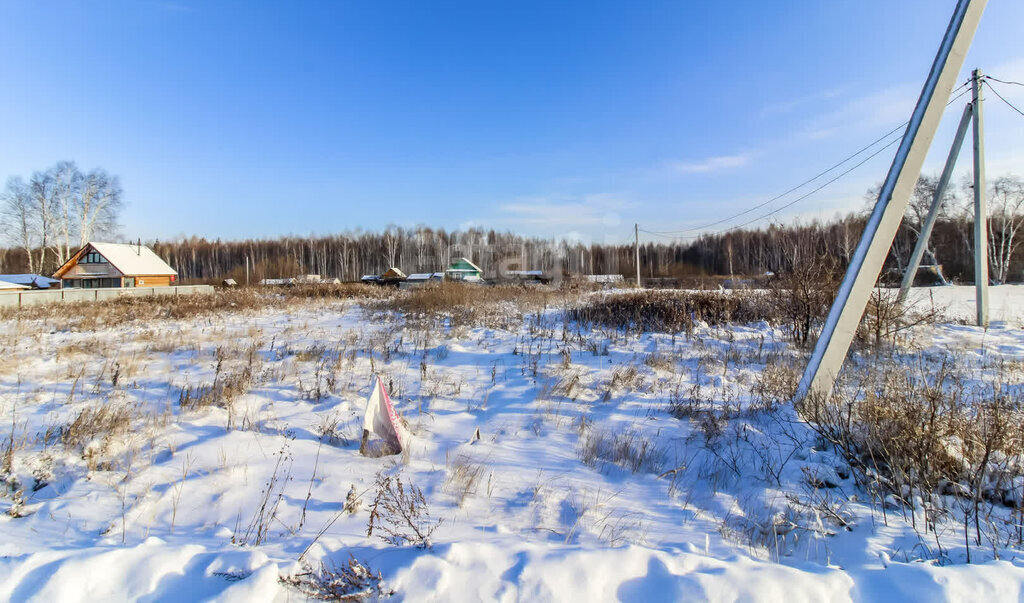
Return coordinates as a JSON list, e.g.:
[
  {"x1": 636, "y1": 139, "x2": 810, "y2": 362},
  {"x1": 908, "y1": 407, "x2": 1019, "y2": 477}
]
[{"x1": 2, "y1": 1, "x2": 1022, "y2": 244}]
